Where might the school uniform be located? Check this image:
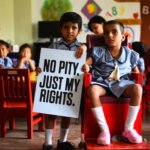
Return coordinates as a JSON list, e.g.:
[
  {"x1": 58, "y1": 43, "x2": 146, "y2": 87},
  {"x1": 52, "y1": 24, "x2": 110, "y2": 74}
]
[
  {"x1": 0, "y1": 57, "x2": 13, "y2": 68},
  {"x1": 138, "y1": 57, "x2": 145, "y2": 73},
  {"x1": 49, "y1": 38, "x2": 81, "y2": 51},
  {"x1": 91, "y1": 46, "x2": 139, "y2": 98},
  {"x1": 13, "y1": 59, "x2": 35, "y2": 69},
  {"x1": 49, "y1": 38, "x2": 85, "y2": 126}
]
